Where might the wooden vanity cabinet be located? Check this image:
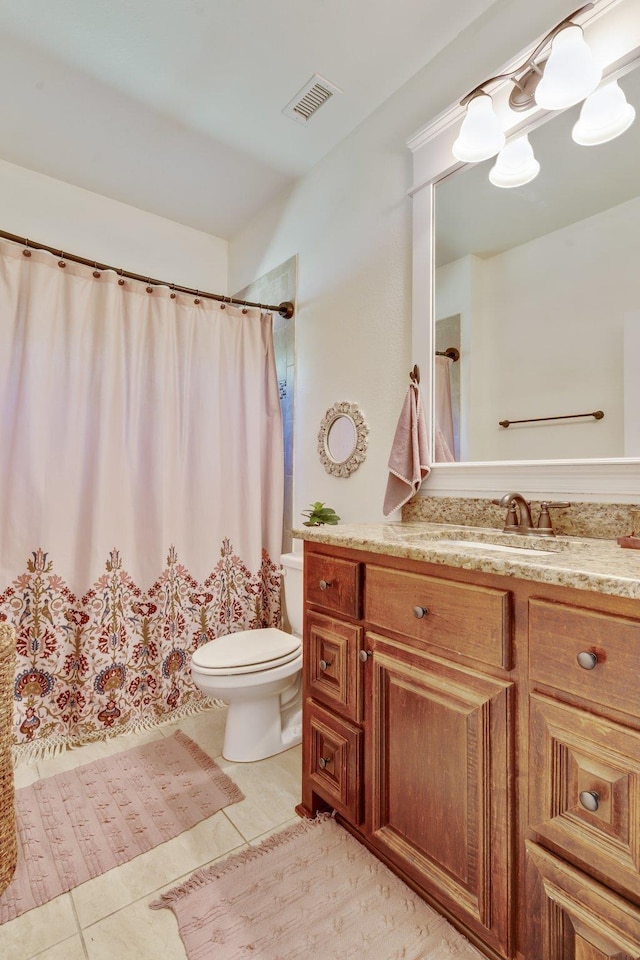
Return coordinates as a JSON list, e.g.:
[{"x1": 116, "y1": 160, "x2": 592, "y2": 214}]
[
  {"x1": 299, "y1": 540, "x2": 640, "y2": 960},
  {"x1": 526, "y1": 595, "x2": 640, "y2": 959},
  {"x1": 300, "y1": 553, "x2": 365, "y2": 824},
  {"x1": 300, "y1": 543, "x2": 516, "y2": 958}
]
